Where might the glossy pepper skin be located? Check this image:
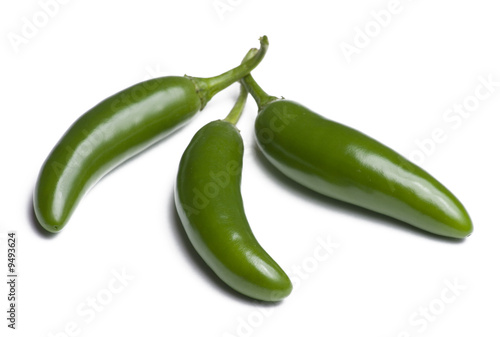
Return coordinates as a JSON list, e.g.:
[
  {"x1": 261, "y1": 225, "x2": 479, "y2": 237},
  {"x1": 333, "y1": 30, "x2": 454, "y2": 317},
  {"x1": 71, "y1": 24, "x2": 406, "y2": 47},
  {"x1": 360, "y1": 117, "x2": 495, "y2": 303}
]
[
  {"x1": 242, "y1": 75, "x2": 473, "y2": 239},
  {"x1": 33, "y1": 37, "x2": 269, "y2": 233},
  {"x1": 174, "y1": 87, "x2": 292, "y2": 301}
]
